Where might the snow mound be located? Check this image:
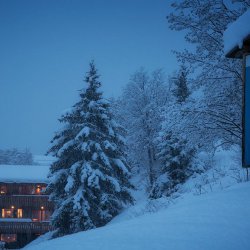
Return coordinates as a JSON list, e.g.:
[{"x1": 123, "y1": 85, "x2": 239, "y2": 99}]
[
  {"x1": 112, "y1": 147, "x2": 246, "y2": 223},
  {"x1": 183, "y1": 147, "x2": 246, "y2": 195},
  {"x1": 24, "y1": 181, "x2": 250, "y2": 250}
]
